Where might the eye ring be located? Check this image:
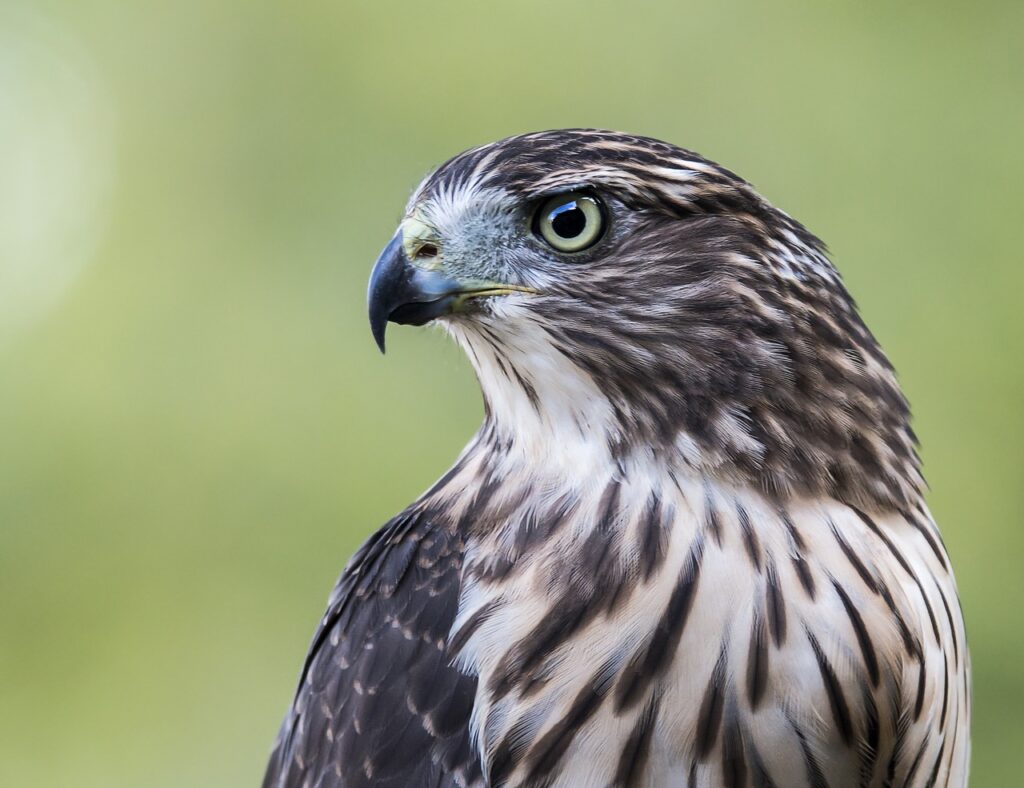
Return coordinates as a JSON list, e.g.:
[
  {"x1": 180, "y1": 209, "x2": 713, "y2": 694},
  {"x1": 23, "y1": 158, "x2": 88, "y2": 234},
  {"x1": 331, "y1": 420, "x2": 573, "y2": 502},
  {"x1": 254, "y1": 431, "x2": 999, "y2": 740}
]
[{"x1": 533, "y1": 192, "x2": 605, "y2": 253}]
